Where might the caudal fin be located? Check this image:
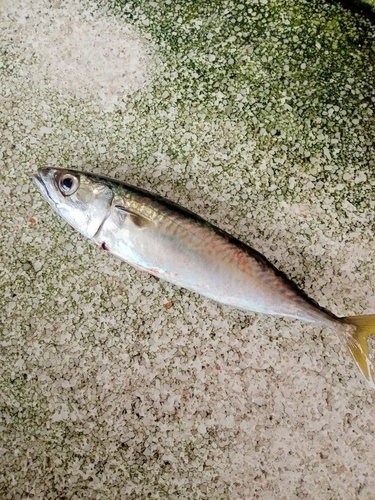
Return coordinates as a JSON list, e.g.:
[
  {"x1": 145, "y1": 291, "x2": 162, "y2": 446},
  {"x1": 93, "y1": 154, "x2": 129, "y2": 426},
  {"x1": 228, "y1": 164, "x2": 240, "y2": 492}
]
[{"x1": 343, "y1": 315, "x2": 375, "y2": 390}]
